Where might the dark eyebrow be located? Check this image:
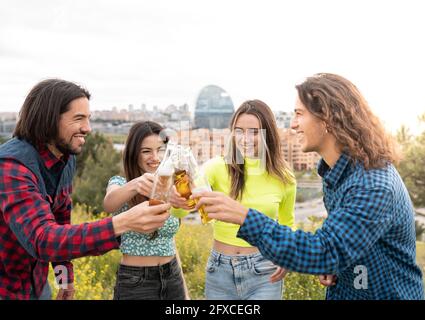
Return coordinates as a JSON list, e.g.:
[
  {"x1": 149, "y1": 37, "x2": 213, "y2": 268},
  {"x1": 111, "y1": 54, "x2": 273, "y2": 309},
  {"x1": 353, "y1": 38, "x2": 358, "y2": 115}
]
[
  {"x1": 74, "y1": 113, "x2": 91, "y2": 119},
  {"x1": 294, "y1": 108, "x2": 303, "y2": 113},
  {"x1": 234, "y1": 127, "x2": 260, "y2": 130}
]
